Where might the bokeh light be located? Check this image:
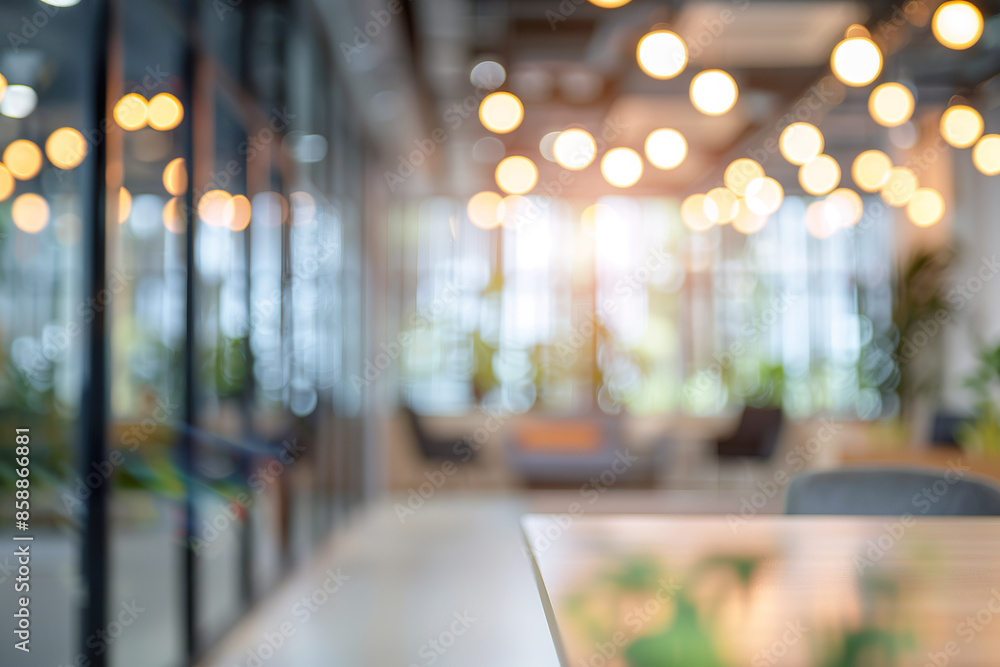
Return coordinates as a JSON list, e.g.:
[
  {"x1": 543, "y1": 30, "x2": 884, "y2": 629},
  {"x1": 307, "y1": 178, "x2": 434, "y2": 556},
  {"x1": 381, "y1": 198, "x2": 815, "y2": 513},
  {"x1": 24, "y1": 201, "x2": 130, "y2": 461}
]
[
  {"x1": 972, "y1": 134, "x2": 1000, "y2": 176},
  {"x1": 940, "y1": 104, "x2": 983, "y2": 148},
  {"x1": 226, "y1": 194, "x2": 252, "y2": 231},
  {"x1": 745, "y1": 177, "x2": 784, "y2": 215},
  {"x1": 470, "y1": 61, "x2": 506, "y2": 90},
  {"x1": 806, "y1": 200, "x2": 840, "y2": 239},
  {"x1": 826, "y1": 188, "x2": 863, "y2": 227},
  {"x1": 831, "y1": 36, "x2": 882, "y2": 86},
  {"x1": 467, "y1": 191, "x2": 505, "y2": 229},
  {"x1": 198, "y1": 189, "x2": 234, "y2": 226},
  {"x1": 600, "y1": 148, "x2": 643, "y2": 188},
  {"x1": 163, "y1": 197, "x2": 186, "y2": 234},
  {"x1": 779, "y1": 123, "x2": 824, "y2": 165},
  {"x1": 252, "y1": 192, "x2": 288, "y2": 226},
  {"x1": 113, "y1": 93, "x2": 149, "y2": 131},
  {"x1": 932, "y1": 1, "x2": 983, "y2": 50},
  {"x1": 0, "y1": 85, "x2": 38, "y2": 119},
  {"x1": 45, "y1": 127, "x2": 88, "y2": 169},
  {"x1": 163, "y1": 157, "x2": 188, "y2": 195},
  {"x1": 3, "y1": 140, "x2": 43, "y2": 180},
  {"x1": 0, "y1": 164, "x2": 14, "y2": 201},
  {"x1": 690, "y1": 70, "x2": 738, "y2": 116},
  {"x1": 495, "y1": 156, "x2": 538, "y2": 194},
  {"x1": 869, "y1": 83, "x2": 914, "y2": 127},
  {"x1": 681, "y1": 194, "x2": 713, "y2": 231},
  {"x1": 119, "y1": 187, "x2": 132, "y2": 224},
  {"x1": 731, "y1": 200, "x2": 768, "y2": 234},
  {"x1": 906, "y1": 187, "x2": 945, "y2": 226},
  {"x1": 704, "y1": 187, "x2": 739, "y2": 224},
  {"x1": 799, "y1": 154, "x2": 841, "y2": 195},
  {"x1": 539, "y1": 132, "x2": 560, "y2": 162},
  {"x1": 636, "y1": 30, "x2": 688, "y2": 80},
  {"x1": 12, "y1": 193, "x2": 50, "y2": 233},
  {"x1": 644, "y1": 128, "x2": 687, "y2": 170},
  {"x1": 479, "y1": 92, "x2": 523, "y2": 134},
  {"x1": 723, "y1": 158, "x2": 764, "y2": 197},
  {"x1": 147, "y1": 93, "x2": 184, "y2": 131},
  {"x1": 852, "y1": 150, "x2": 892, "y2": 191},
  {"x1": 553, "y1": 129, "x2": 597, "y2": 170},
  {"x1": 880, "y1": 167, "x2": 918, "y2": 206}
]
